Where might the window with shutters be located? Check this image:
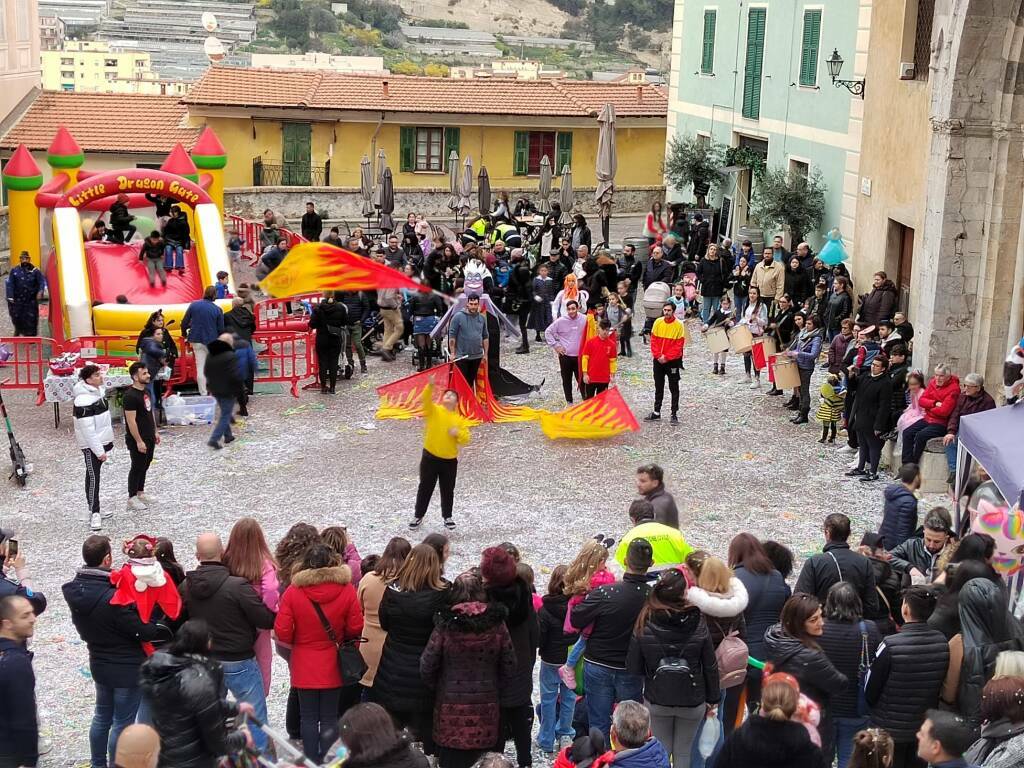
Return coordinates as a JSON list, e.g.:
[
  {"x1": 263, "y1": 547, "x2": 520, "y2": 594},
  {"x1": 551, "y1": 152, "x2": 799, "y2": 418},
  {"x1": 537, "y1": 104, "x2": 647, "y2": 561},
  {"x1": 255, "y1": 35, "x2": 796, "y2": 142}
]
[
  {"x1": 400, "y1": 126, "x2": 457, "y2": 172},
  {"x1": 913, "y1": 0, "x2": 934, "y2": 81},
  {"x1": 414, "y1": 127, "x2": 443, "y2": 172},
  {"x1": 701, "y1": 10, "x2": 716, "y2": 75},
  {"x1": 798, "y1": 9, "x2": 821, "y2": 87},
  {"x1": 742, "y1": 8, "x2": 767, "y2": 120},
  {"x1": 512, "y1": 131, "x2": 571, "y2": 175}
]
